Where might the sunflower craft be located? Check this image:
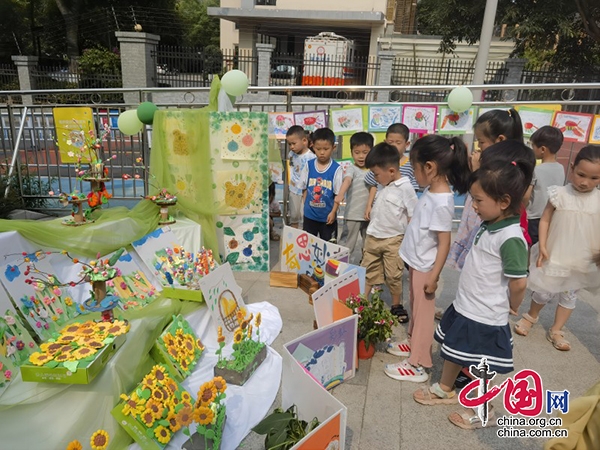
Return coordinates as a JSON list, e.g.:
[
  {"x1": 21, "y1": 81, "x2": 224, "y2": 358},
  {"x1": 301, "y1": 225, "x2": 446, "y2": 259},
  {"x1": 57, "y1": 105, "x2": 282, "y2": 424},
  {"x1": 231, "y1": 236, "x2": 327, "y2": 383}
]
[
  {"x1": 151, "y1": 315, "x2": 204, "y2": 382},
  {"x1": 112, "y1": 364, "x2": 193, "y2": 450}
]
